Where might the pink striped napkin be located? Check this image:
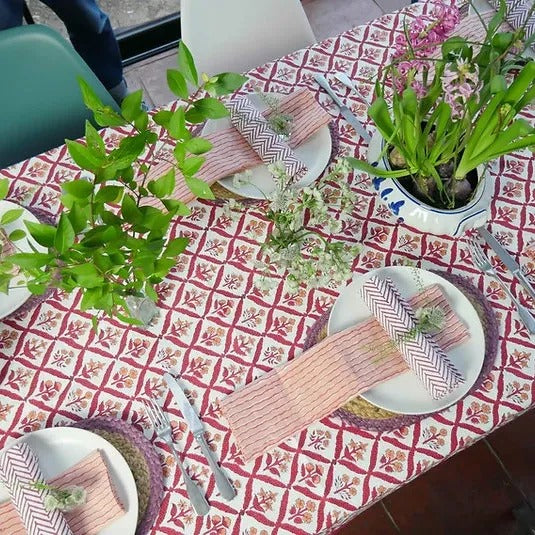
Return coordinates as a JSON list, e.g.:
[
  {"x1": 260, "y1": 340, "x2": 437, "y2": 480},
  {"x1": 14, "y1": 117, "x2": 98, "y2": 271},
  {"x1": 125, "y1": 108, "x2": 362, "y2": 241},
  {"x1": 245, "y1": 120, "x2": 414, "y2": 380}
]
[
  {"x1": 361, "y1": 276, "x2": 464, "y2": 399},
  {"x1": 142, "y1": 89, "x2": 331, "y2": 206},
  {"x1": 0, "y1": 447, "x2": 125, "y2": 535},
  {"x1": 221, "y1": 284, "x2": 470, "y2": 461},
  {"x1": 227, "y1": 96, "x2": 307, "y2": 179},
  {"x1": 0, "y1": 442, "x2": 74, "y2": 535}
]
